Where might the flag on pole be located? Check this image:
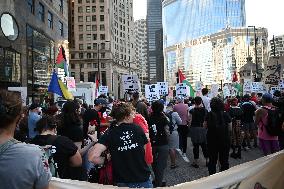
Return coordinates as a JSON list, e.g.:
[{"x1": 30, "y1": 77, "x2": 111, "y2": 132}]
[
  {"x1": 232, "y1": 71, "x2": 238, "y2": 82},
  {"x1": 56, "y1": 46, "x2": 68, "y2": 76},
  {"x1": 178, "y1": 69, "x2": 186, "y2": 83},
  {"x1": 182, "y1": 80, "x2": 195, "y2": 97},
  {"x1": 48, "y1": 71, "x2": 74, "y2": 100}
]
